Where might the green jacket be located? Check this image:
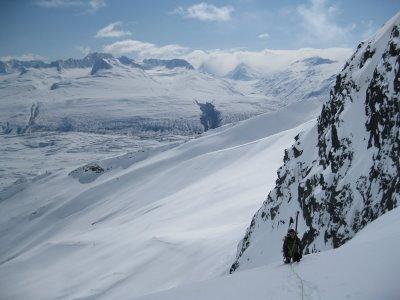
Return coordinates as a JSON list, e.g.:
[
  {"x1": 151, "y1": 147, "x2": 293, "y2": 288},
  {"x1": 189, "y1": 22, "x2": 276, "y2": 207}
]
[{"x1": 283, "y1": 235, "x2": 302, "y2": 257}]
